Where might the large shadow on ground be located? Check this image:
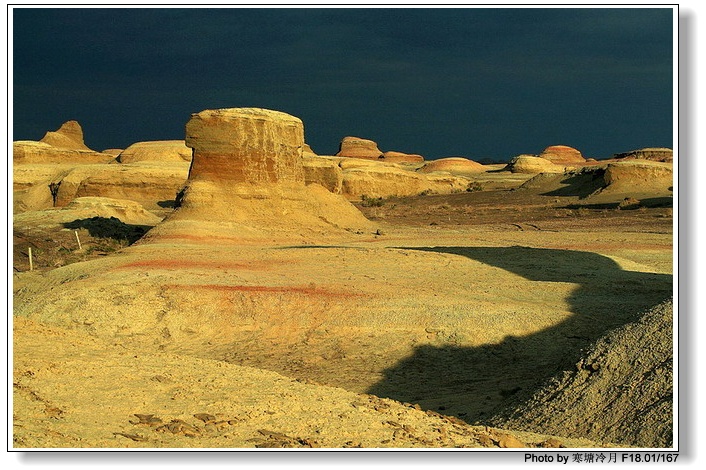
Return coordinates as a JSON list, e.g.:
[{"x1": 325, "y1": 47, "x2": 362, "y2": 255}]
[
  {"x1": 63, "y1": 217, "x2": 151, "y2": 245},
  {"x1": 539, "y1": 169, "x2": 607, "y2": 198},
  {"x1": 366, "y1": 246, "x2": 672, "y2": 423}
]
